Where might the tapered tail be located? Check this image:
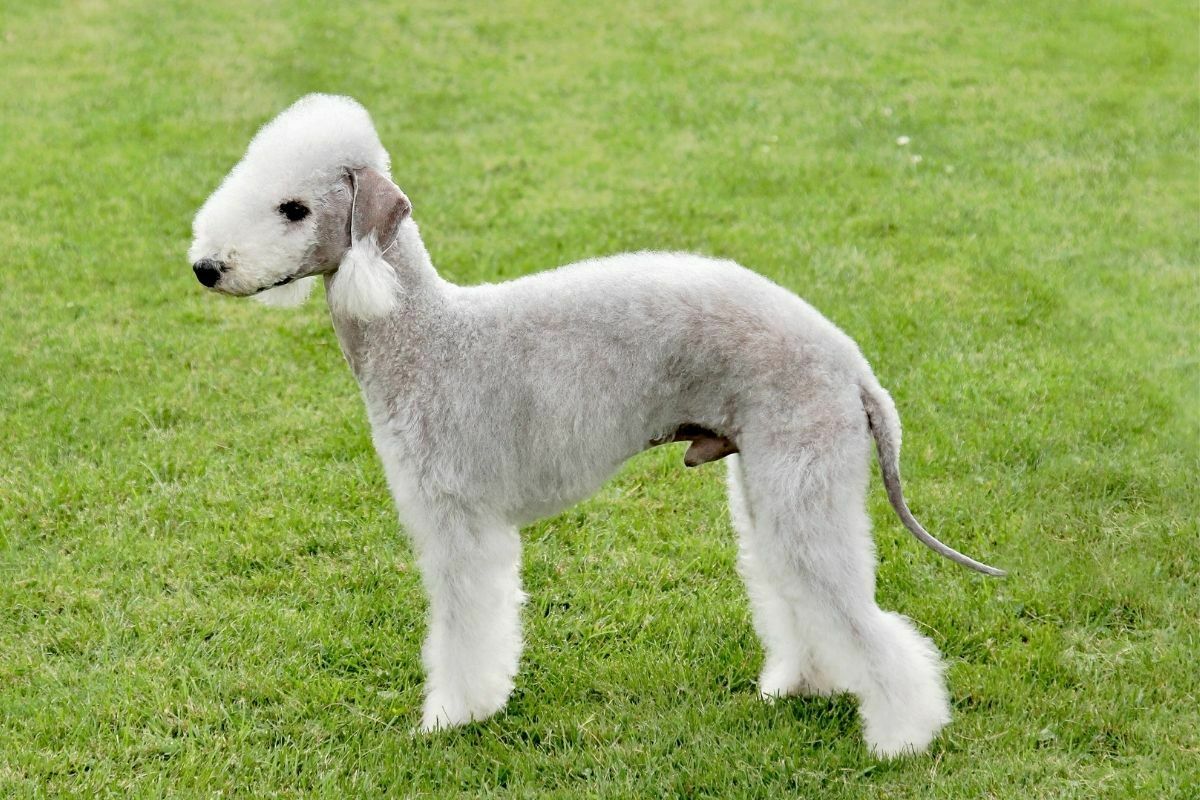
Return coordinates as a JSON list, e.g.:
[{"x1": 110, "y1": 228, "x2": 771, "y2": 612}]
[{"x1": 860, "y1": 383, "x2": 1006, "y2": 577}]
